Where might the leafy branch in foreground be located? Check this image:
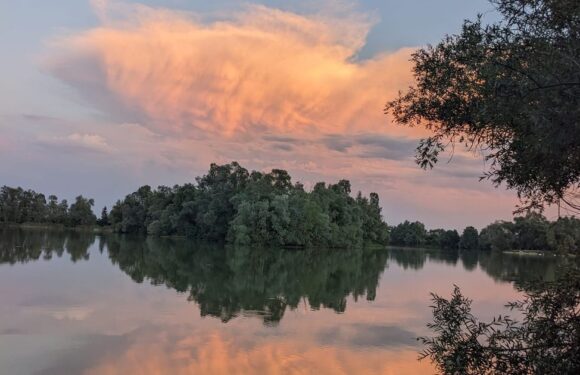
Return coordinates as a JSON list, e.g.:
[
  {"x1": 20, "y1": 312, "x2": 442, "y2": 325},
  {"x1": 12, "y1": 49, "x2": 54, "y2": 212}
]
[
  {"x1": 386, "y1": 0, "x2": 580, "y2": 212},
  {"x1": 420, "y1": 268, "x2": 580, "y2": 374}
]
